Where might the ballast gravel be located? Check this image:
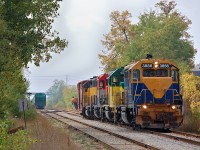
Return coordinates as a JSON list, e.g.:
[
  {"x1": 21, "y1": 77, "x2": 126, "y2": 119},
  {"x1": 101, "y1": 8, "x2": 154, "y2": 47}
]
[{"x1": 57, "y1": 112, "x2": 200, "y2": 150}]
